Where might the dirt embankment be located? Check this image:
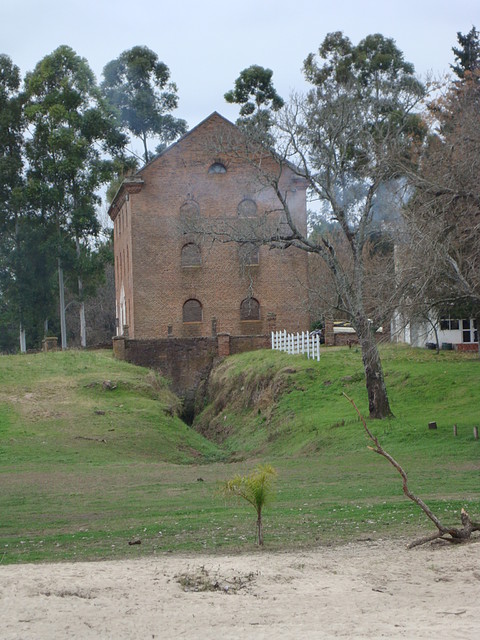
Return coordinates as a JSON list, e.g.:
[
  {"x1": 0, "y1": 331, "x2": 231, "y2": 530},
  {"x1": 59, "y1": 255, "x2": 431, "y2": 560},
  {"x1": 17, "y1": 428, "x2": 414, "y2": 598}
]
[{"x1": 193, "y1": 358, "x2": 299, "y2": 444}]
